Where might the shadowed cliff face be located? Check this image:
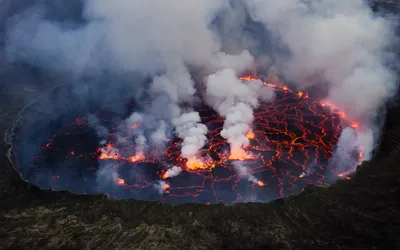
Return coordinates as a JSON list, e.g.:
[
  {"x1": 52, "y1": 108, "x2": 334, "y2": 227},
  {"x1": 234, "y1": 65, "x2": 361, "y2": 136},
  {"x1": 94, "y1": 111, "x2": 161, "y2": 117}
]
[{"x1": 0, "y1": 1, "x2": 400, "y2": 249}]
